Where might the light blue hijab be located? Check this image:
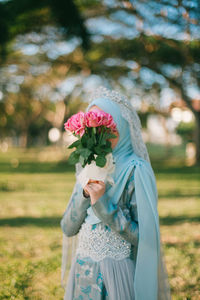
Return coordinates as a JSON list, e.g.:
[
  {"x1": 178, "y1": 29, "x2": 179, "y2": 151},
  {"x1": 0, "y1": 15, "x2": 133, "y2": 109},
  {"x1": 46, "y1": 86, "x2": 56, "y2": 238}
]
[{"x1": 83, "y1": 97, "x2": 161, "y2": 300}]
